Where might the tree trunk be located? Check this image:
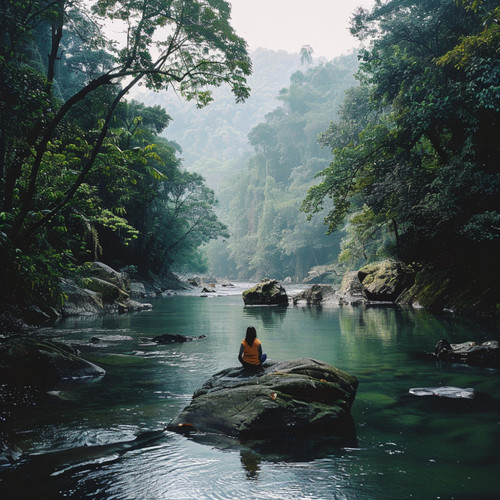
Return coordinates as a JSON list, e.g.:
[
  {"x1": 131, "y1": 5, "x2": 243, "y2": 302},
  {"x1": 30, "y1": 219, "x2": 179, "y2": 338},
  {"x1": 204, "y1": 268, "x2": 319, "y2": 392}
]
[{"x1": 392, "y1": 218, "x2": 401, "y2": 259}]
